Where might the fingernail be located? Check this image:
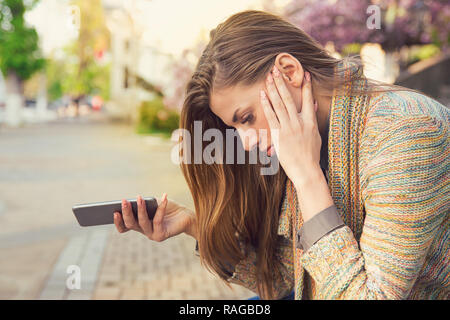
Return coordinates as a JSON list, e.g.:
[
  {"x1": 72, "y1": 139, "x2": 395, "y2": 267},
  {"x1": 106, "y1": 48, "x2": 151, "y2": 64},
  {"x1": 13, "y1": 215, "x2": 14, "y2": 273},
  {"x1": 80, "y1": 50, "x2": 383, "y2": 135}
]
[
  {"x1": 272, "y1": 66, "x2": 280, "y2": 78},
  {"x1": 122, "y1": 199, "x2": 126, "y2": 207},
  {"x1": 266, "y1": 73, "x2": 273, "y2": 84}
]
